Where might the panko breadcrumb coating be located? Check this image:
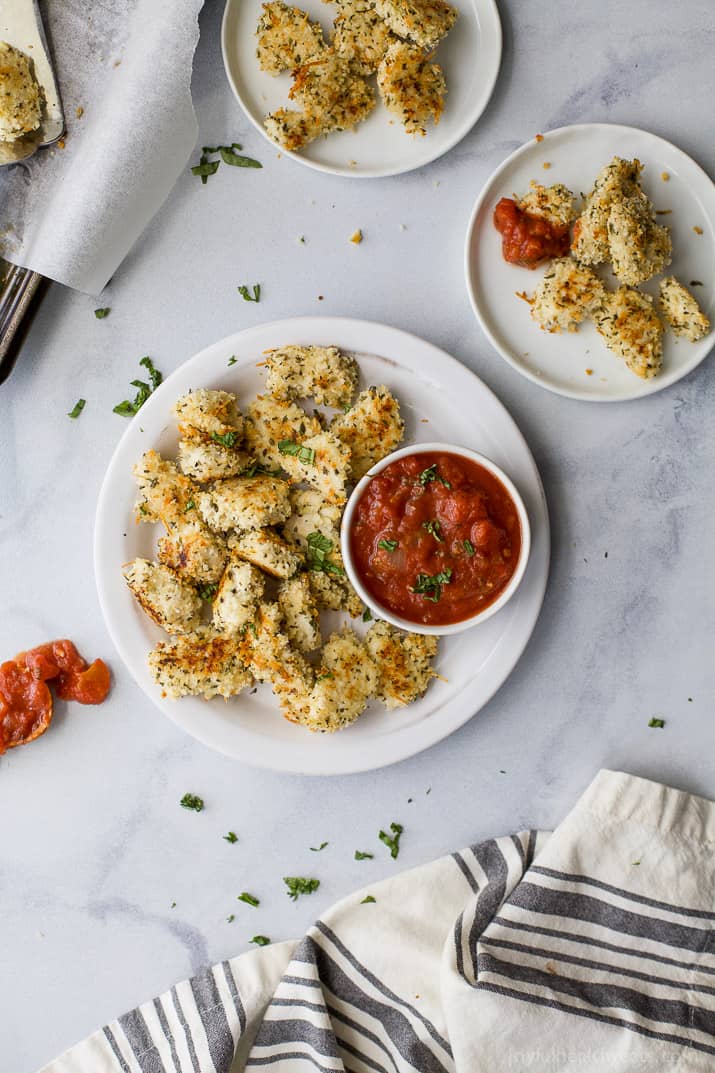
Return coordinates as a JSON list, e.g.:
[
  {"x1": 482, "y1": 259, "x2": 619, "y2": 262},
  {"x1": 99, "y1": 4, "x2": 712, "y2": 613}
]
[
  {"x1": 374, "y1": 0, "x2": 457, "y2": 49},
  {"x1": 365, "y1": 621, "x2": 438, "y2": 708},
  {"x1": 177, "y1": 439, "x2": 251, "y2": 483},
  {"x1": 263, "y1": 109, "x2": 324, "y2": 152},
  {"x1": 530, "y1": 257, "x2": 606, "y2": 333},
  {"x1": 607, "y1": 196, "x2": 671, "y2": 285},
  {"x1": 197, "y1": 475, "x2": 291, "y2": 533},
  {"x1": 123, "y1": 559, "x2": 202, "y2": 636},
  {"x1": 594, "y1": 286, "x2": 663, "y2": 379},
  {"x1": 330, "y1": 385, "x2": 404, "y2": 480},
  {"x1": 157, "y1": 516, "x2": 228, "y2": 584},
  {"x1": 245, "y1": 395, "x2": 322, "y2": 468},
  {"x1": 256, "y1": 1, "x2": 327, "y2": 74},
  {"x1": 149, "y1": 628, "x2": 252, "y2": 700},
  {"x1": 133, "y1": 450, "x2": 194, "y2": 522},
  {"x1": 238, "y1": 603, "x2": 314, "y2": 716},
  {"x1": 228, "y1": 527, "x2": 302, "y2": 579},
  {"x1": 377, "y1": 41, "x2": 446, "y2": 136},
  {"x1": 571, "y1": 156, "x2": 643, "y2": 265},
  {"x1": 279, "y1": 430, "x2": 351, "y2": 503},
  {"x1": 0, "y1": 42, "x2": 43, "y2": 142},
  {"x1": 309, "y1": 570, "x2": 364, "y2": 617},
  {"x1": 332, "y1": 0, "x2": 396, "y2": 74},
  {"x1": 519, "y1": 182, "x2": 577, "y2": 230},
  {"x1": 282, "y1": 488, "x2": 343, "y2": 552},
  {"x1": 286, "y1": 51, "x2": 376, "y2": 139},
  {"x1": 213, "y1": 558, "x2": 265, "y2": 632},
  {"x1": 264, "y1": 344, "x2": 358, "y2": 407},
  {"x1": 278, "y1": 574, "x2": 322, "y2": 652},
  {"x1": 658, "y1": 277, "x2": 710, "y2": 342},
  {"x1": 290, "y1": 629, "x2": 378, "y2": 731},
  {"x1": 174, "y1": 390, "x2": 243, "y2": 442}
]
